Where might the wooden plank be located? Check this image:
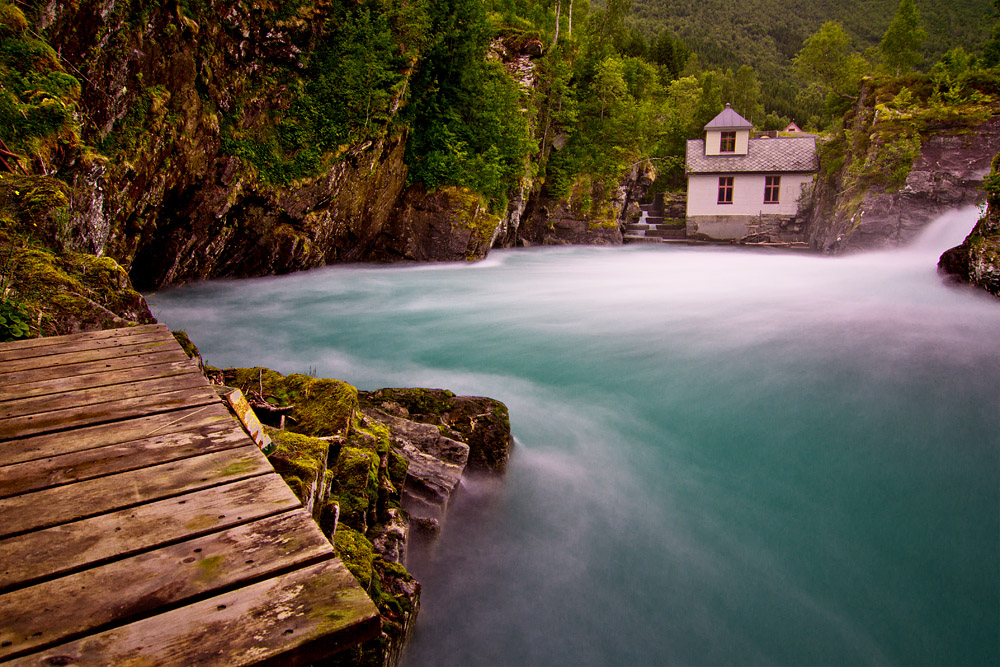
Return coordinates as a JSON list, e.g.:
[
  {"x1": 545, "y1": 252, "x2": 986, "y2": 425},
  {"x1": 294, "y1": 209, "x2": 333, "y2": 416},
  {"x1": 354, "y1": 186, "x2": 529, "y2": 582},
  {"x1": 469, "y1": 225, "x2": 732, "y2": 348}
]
[
  {"x1": 0, "y1": 445, "x2": 271, "y2": 538},
  {"x1": 0, "y1": 327, "x2": 171, "y2": 362},
  {"x1": 0, "y1": 348, "x2": 190, "y2": 387},
  {"x1": 0, "y1": 385, "x2": 222, "y2": 440},
  {"x1": 0, "y1": 358, "x2": 201, "y2": 403},
  {"x1": 0, "y1": 510, "x2": 334, "y2": 661},
  {"x1": 0, "y1": 372, "x2": 210, "y2": 420},
  {"x1": 9, "y1": 558, "x2": 381, "y2": 667},
  {"x1": 0, "y1": 324, "x2": 165, "y2": 355},
  {"x1": 0, "y1": 474, "x2": 299, "y2": 591},
  {"x1": 0, "y1": 403, "x2": 234, "y2": 466},
  {"x1": 0, "y1": 422, "x2": 248, "y2": 499},
  {"x1": 0, "y1": 338, "x2": 182, "y2": 374}
]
